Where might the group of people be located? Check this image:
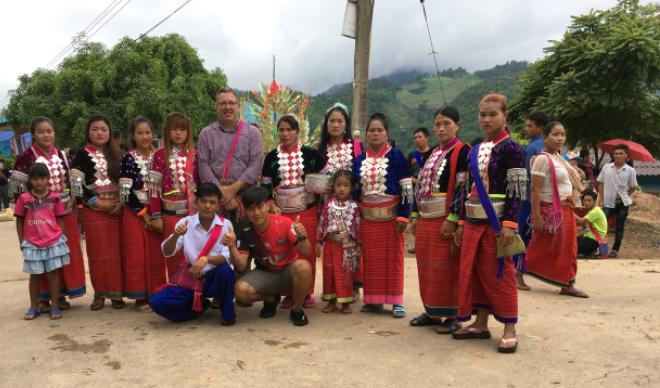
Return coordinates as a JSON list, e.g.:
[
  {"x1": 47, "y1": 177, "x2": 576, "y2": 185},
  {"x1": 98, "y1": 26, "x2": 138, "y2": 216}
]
[{"x1": 12, "y1": 87, "x2": 639, "y2": 354}]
